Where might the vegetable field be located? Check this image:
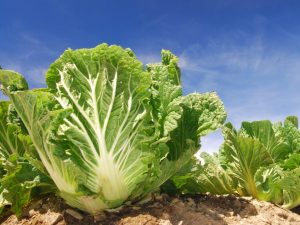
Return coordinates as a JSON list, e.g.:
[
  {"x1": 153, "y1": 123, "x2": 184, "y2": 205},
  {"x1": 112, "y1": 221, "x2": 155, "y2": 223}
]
[{"x1": 0, "y1": 44, "x2": 300, "y2": 224}]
